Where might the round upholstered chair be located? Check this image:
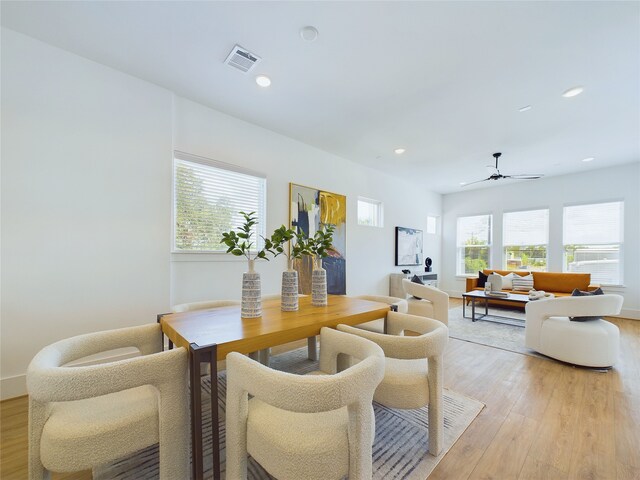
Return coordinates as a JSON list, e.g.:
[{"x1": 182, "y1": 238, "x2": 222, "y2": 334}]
[
  {"x1": 225, "y1": 327, "x2": 385, "y2": 480},
  {"x1": 26, "y1": 323, "x2": 189, "y2": 479},
  {"x1": 338, "y1": 311, "x2": 449, "y2": 456},
  {"x1": 402, "y1": 279, "x2": 449, "y2": 326},
  {"x1": 525, "y1": 294, "x2": 623, "y2": 367}
]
